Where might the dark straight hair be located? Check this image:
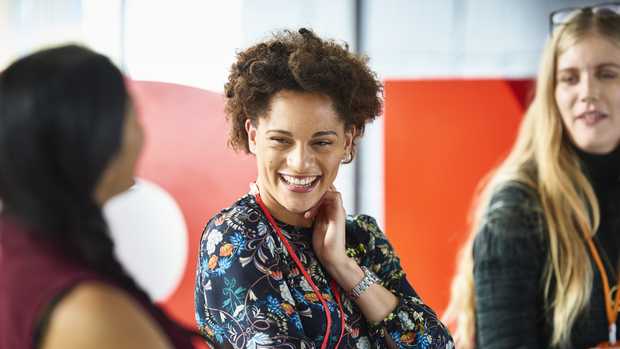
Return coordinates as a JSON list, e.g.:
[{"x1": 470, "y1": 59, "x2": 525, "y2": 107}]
[
  {"x1": 0, "y1": 45, "x2": 132, "y2": 282},
  {"x1": 0, "y1": 45, "x2": 200, "y2": 341}
]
